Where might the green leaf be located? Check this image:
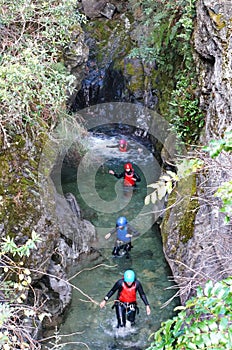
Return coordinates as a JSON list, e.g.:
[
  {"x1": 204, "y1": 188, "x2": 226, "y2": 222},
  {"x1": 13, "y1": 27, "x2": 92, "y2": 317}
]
[{"x1": 204, "y1": 280, "x2": 213, "y2": 296}]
